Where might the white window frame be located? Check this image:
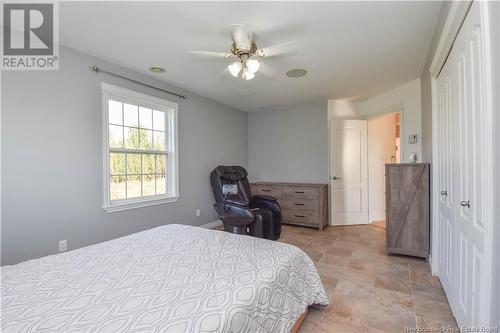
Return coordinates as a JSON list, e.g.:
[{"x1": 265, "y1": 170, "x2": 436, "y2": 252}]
[{"x1": 101, "y1": 82, "x2": 179, "y2": 212}]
